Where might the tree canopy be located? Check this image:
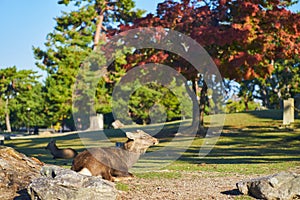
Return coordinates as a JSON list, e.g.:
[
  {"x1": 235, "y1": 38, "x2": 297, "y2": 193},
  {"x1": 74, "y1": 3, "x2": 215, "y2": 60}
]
[
  {"x1": 2, "y1": 0, "x2": 300, "y2": 131},
  {"x1": 109, "y1": 0, "x2": 300, "y2": 131},
  {"x1": 0, "y1": 66, "x2": 42, "y2": 132},
  {"x1": 34, "y1": 0, "x2": 144, "y2": 129},
  {"x1": 117, "y1": 0, "x2": 300, "y2": 81}
]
